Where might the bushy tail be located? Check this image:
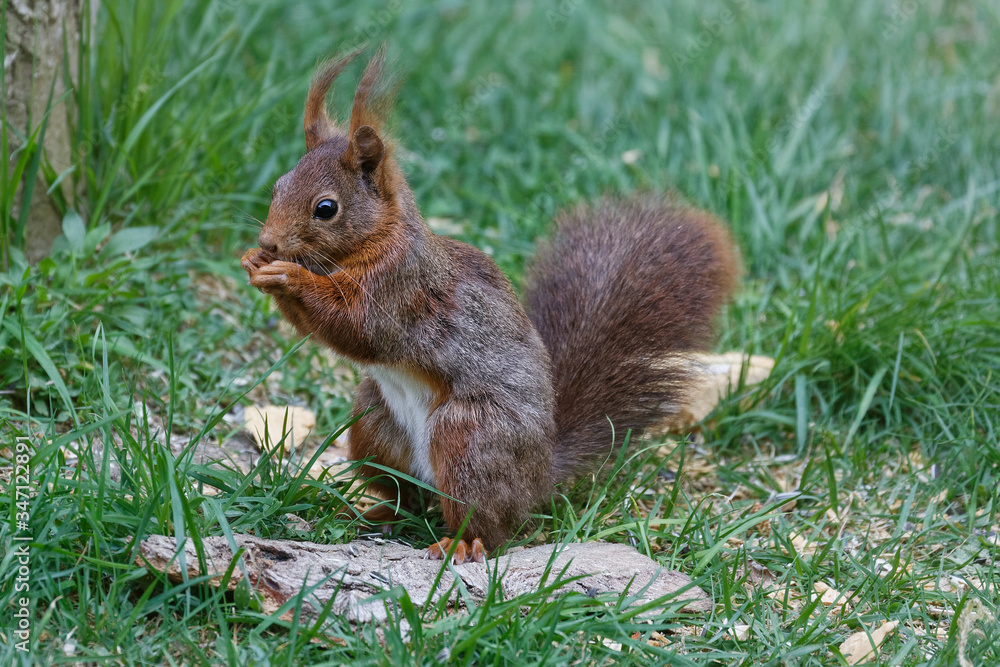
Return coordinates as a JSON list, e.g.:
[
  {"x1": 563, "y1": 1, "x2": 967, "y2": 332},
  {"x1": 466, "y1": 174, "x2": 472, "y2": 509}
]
[{"x1": 523, "y1": 196, "x2": 740, "y2": 482}]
